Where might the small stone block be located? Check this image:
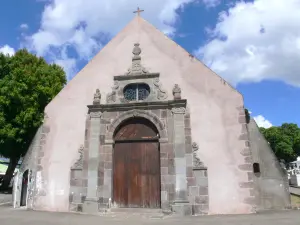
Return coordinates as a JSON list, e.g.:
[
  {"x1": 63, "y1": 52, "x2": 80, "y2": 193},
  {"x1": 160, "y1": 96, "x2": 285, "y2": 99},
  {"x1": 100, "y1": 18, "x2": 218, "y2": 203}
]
[
  {"x1": 69, "y1": 203, "x2": 78, "y2": 212},
  {"x1": 192, "y1": 205, "x2": 208, "y2": 215},
  {"x1": 82, "y1": 199, "x2": 99, "y2": 213},
  {"x1": 189, "y1": 186, "x2": 199, "y2": 197},
  {"x1": 195, "y1": 196, "x2": 209, "y2": 204},
  {"x1": 172, "y1": 203, "x2": 192, "y2": 216},
  {"x1": 199, "y1": 186, "x2": 209, "y2": 195}
]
